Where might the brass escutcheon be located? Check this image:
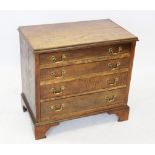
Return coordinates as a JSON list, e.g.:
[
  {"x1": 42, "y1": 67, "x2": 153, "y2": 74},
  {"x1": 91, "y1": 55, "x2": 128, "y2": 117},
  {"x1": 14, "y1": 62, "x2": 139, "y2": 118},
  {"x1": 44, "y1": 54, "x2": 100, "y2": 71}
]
[
  {"x1": 51, "y1": 68, "x2": 66, "y2": 79},
  {"x1": 51, "y1": 54, "x2": 66, "y2": 63},
  {"x1": 108, "y1": 46, "x2": 122, "y2": 55},
  {"x1": 51, "y1": 86, "x2": 65, "y2": 95},
  {"x1": 108, "y1": 62, "x2": 121, "y2": 70},
  {"x1": 105, "y1": 95, "x2": 116, "y2": 103},
  {"x1": 51, "y1": 103, "x2": 65, "y2": 112}
]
